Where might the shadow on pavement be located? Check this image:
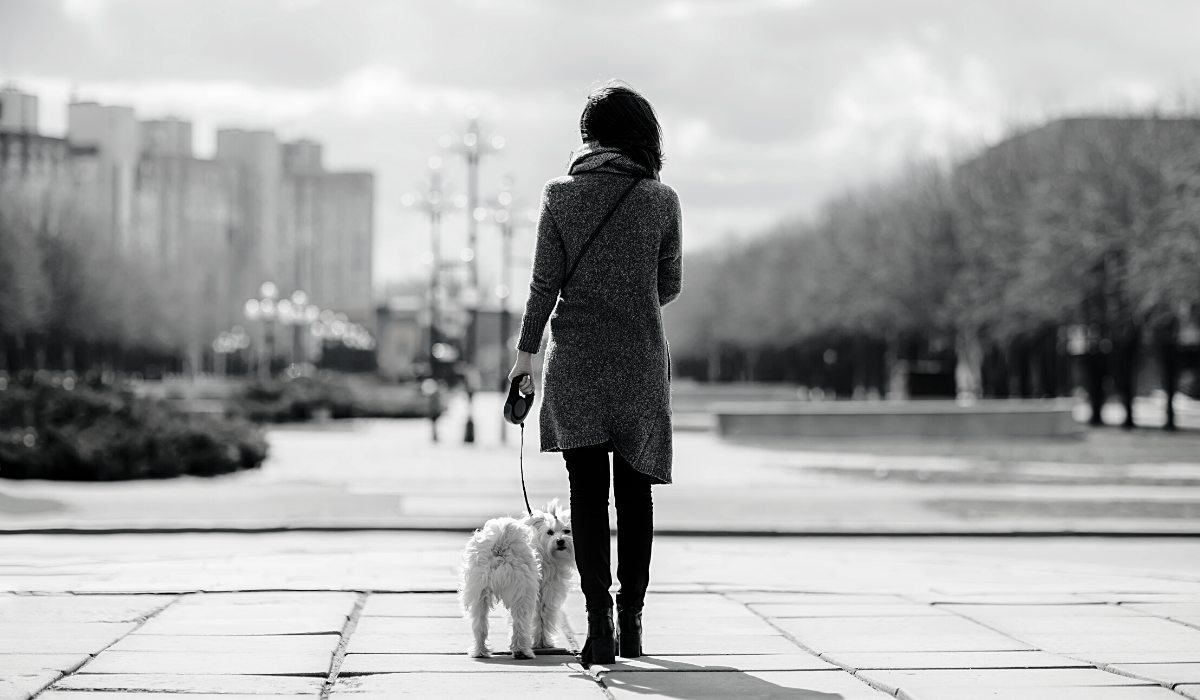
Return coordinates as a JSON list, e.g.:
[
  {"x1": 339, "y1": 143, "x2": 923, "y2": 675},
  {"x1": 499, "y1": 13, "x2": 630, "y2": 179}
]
[{"x1": 602, "y1": 657, "x2": 844, "y2": 699}]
